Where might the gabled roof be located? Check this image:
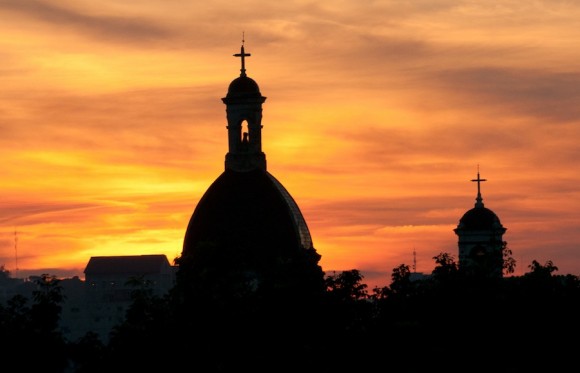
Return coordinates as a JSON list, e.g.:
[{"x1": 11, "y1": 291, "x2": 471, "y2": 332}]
[{"x1": 84, "y1": 254, "x2": 171, "y2": 276}]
